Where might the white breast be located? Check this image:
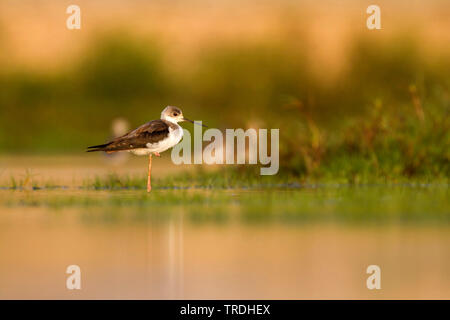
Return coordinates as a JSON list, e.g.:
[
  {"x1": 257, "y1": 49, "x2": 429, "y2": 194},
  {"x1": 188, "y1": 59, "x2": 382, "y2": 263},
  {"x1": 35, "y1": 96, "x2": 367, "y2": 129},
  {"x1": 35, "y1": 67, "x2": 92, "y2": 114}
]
[{"x1": 130, "y1": 125, "x2": 183, "y2": 156}]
